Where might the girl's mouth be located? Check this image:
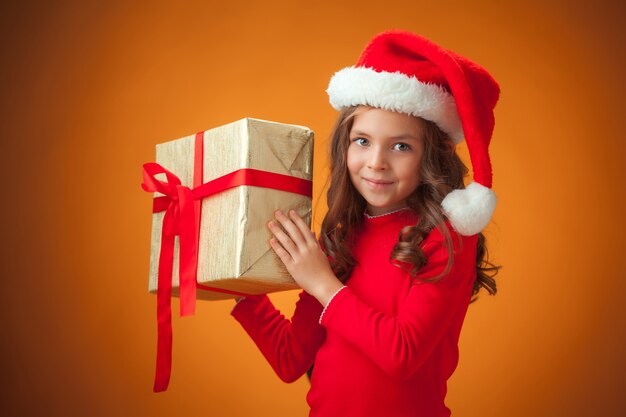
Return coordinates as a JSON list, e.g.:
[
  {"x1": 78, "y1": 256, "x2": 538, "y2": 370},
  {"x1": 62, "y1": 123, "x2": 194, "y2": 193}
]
[{"x1": 363, "y1": 178, "x2": 393, "y2": 189}]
